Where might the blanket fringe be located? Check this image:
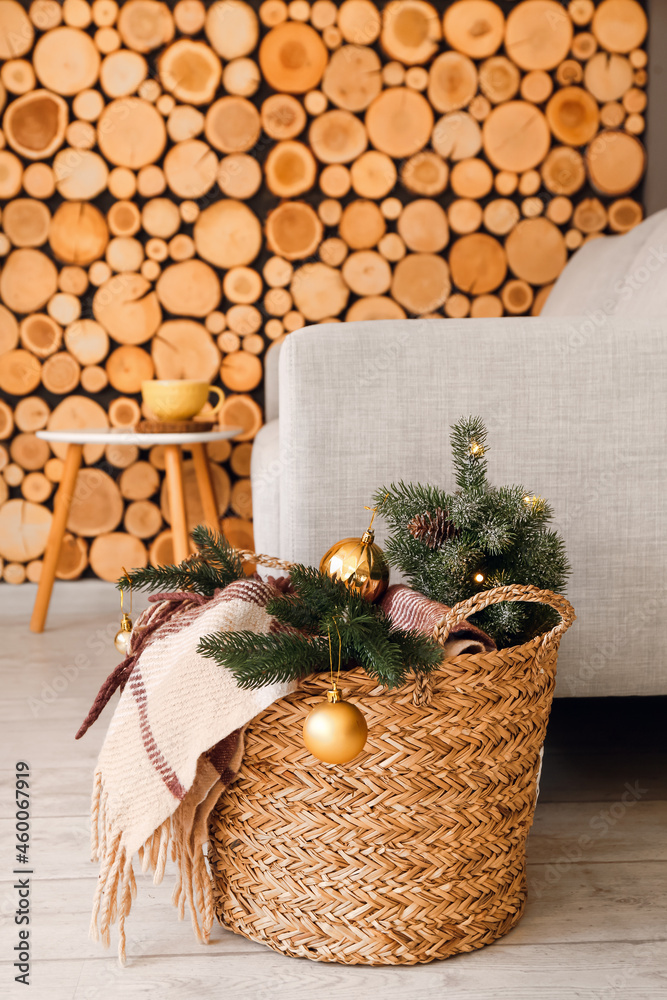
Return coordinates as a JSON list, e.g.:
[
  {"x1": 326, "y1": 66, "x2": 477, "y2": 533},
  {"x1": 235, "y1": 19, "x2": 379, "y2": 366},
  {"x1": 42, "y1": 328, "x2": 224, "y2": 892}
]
[{"x1": 90, "y1": 772, "x2": 215, "y2": 964}]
